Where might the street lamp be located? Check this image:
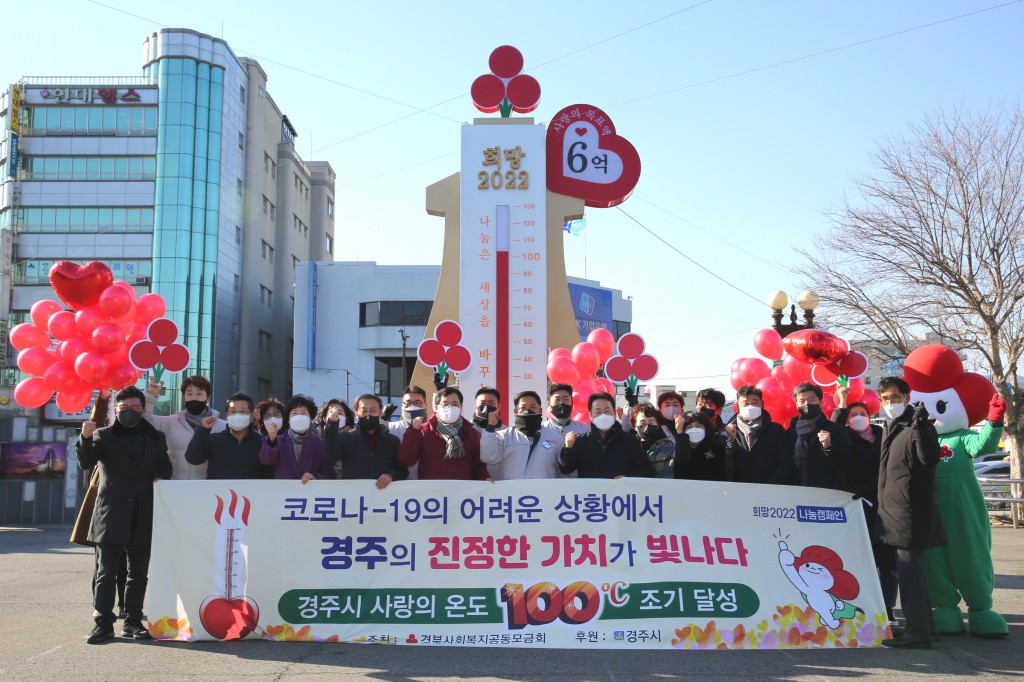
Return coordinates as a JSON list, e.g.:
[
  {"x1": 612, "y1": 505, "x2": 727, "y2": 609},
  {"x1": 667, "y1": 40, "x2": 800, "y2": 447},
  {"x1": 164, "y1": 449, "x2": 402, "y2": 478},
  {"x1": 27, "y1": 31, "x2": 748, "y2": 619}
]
[
  {"x1": 398, "y1": 328, "x2": 409, "y2": 395},
  {"x1": 768, "y1": 289, "x2": 819, "y2": 338}
]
